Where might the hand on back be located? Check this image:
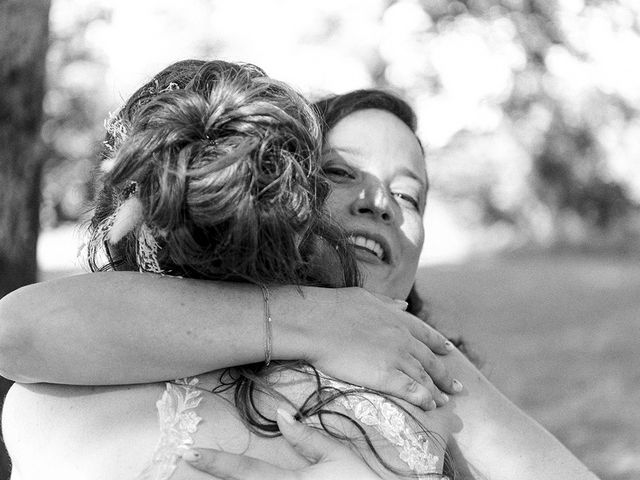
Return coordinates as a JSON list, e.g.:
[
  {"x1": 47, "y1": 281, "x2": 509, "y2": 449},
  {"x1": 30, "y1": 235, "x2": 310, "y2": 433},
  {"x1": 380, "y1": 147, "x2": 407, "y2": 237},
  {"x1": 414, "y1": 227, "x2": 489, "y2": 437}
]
[
  {"x1": 303, "y1": 287, "x2": 461, "y2": 410},
  {"x1": 183, "y1": 408, "x2": 383, "y2": 480}
]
